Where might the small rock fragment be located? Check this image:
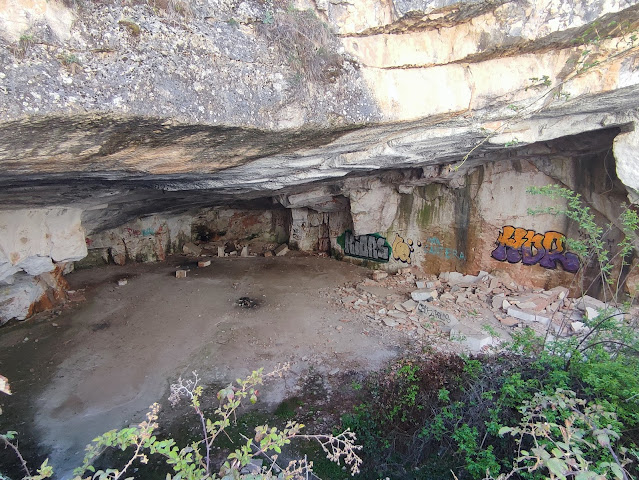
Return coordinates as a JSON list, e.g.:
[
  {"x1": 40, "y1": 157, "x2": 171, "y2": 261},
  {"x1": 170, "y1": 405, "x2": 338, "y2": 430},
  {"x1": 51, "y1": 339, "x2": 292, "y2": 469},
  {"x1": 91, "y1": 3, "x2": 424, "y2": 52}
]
[
  {"x1": 0, "y1": 375, "x2": 11, "y2": 395},
  {"x1": 382, "y1": 318, "x2": 398, "y2": 327},
  {"x1": 387, "y1": 310, "x2": 407, "y2": 320},
  {"x1": 499, "y1": 316, "x2": 519, "y2": 327},
  {"x1": 411, "y1": 289, "x2": 438, "y2": 301},
  {"x1": 117, "y1": 278, "x2": 128, "y2": 286},
  {"x1": 274, "y1": 244, "x2": 289, "y2": 256},
  {"x1": 571, "y1": 321, "x2": 587, "y2": 333},
  {"x1": 198, "y1": 260, "x2": 211, "y2": 267},
  {"x1": 176, "y1": 269, "x2": 187, "y2": 278},
  {"x1": 401, "y1": 299, "x2": 418, "y2": 312},
  {"x1": 584, "y1": 306, "x2": 599, "y2": 320},
  {"x1": 183, "y1": 242, "x2": 202, "y2": 256},
  {"x1": 372, "y1": 270, "x2": 388, "y2": 281}
]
